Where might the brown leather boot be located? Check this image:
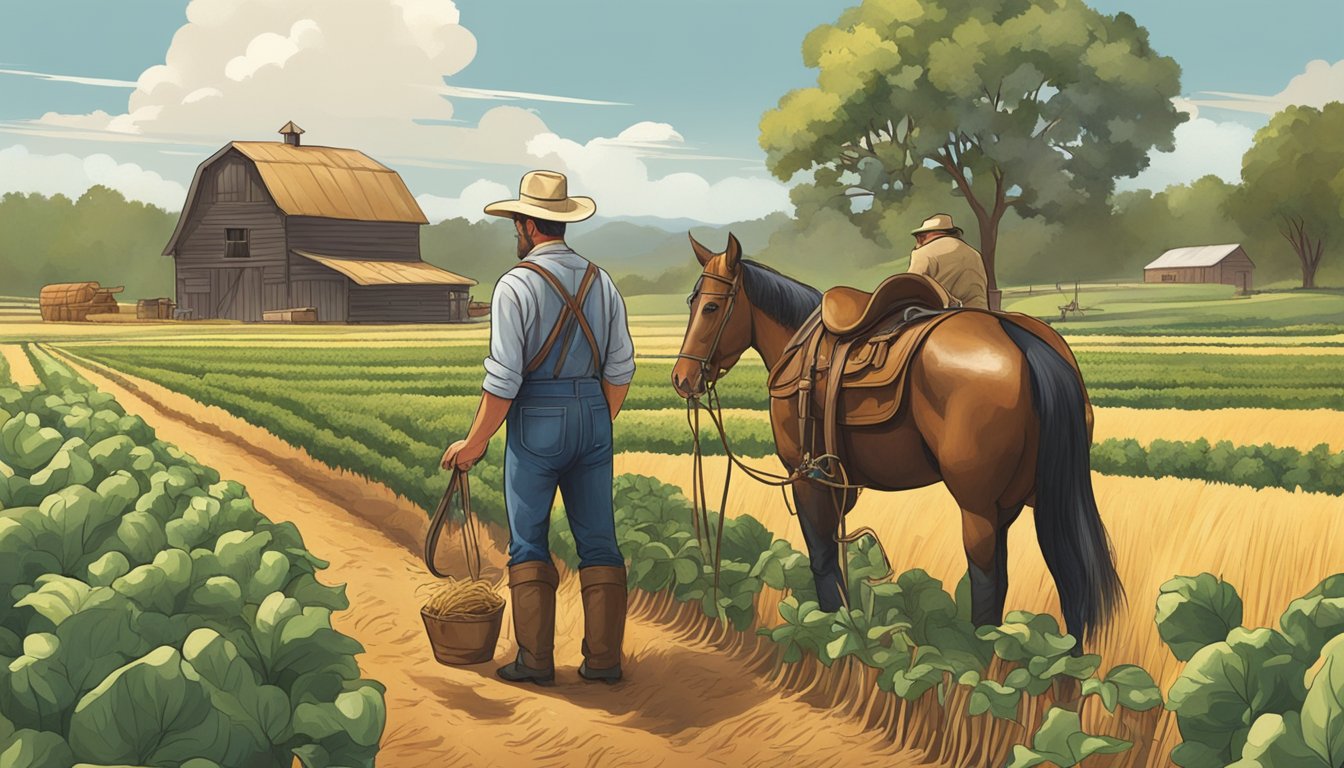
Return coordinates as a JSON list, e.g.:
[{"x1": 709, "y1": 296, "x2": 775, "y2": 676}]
[
  {"x1": 497, "y1": 560, "x2": 558, "y2": 686},
  {"x1": 578, "y1": 565, "x2": 627, "y2": 683}
]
